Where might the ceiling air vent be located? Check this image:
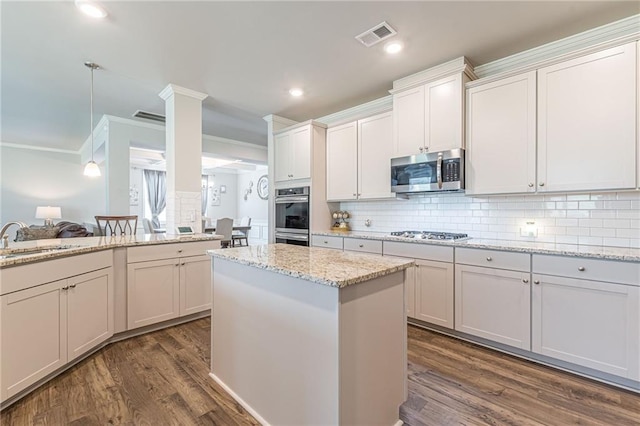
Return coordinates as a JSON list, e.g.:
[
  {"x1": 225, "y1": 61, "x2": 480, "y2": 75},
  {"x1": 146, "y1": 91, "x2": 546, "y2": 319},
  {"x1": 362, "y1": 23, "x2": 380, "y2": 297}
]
[
  {"x1": 133, "y1": 110, "x2": 166, "y2": 123},
  {"x1": 355, "y1": 21, "x2": 397, "y2": 47}
]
